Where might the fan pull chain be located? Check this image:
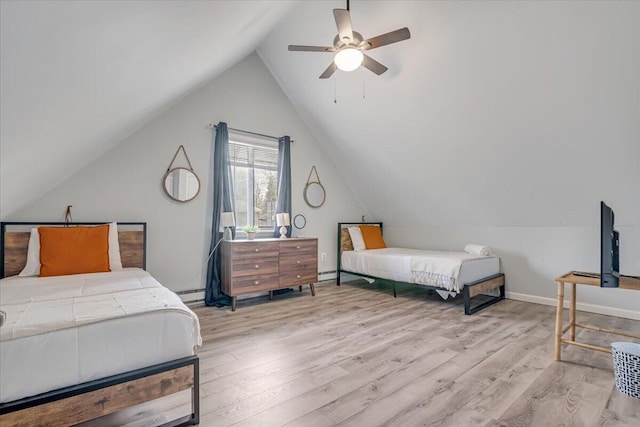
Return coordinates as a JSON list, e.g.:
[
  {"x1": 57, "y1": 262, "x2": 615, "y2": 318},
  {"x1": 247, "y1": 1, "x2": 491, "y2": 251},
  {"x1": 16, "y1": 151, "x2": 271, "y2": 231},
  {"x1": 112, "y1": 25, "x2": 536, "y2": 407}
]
[
  {"x1": 334, "y1": 78, "x2": 337, "y2": 104},
  {"x1": 362, "y1": 68, "x2": 366, "y2": 99}
]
